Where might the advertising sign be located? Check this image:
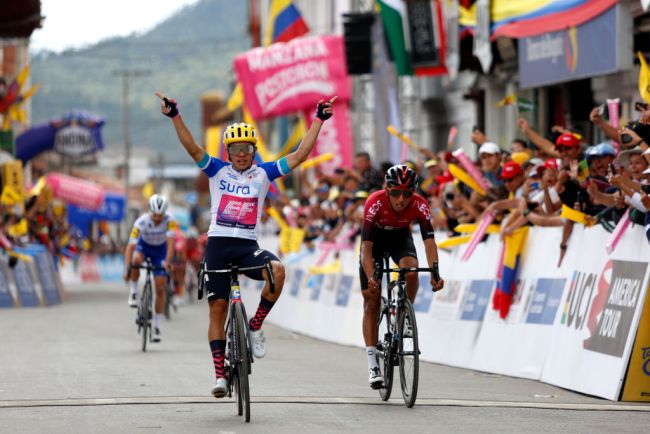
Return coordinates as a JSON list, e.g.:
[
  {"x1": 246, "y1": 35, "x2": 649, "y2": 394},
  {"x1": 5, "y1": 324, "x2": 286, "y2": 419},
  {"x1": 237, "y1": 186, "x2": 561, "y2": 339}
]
[
  {"x1": 234, "y1": 35, "x2": 352, "y2": 120},
  {"x1": 519, "y1": 5, "x2": 632, "y2": 88},
  {"x1": 621, "y1": 286, "x2": 650, "y2": 402},
  {"x1": 53, "y1": 124, "x2": 97, "y2": 158},
  {"x1": 460, "y1": 280, "x2": 494, "y2": 321}
]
